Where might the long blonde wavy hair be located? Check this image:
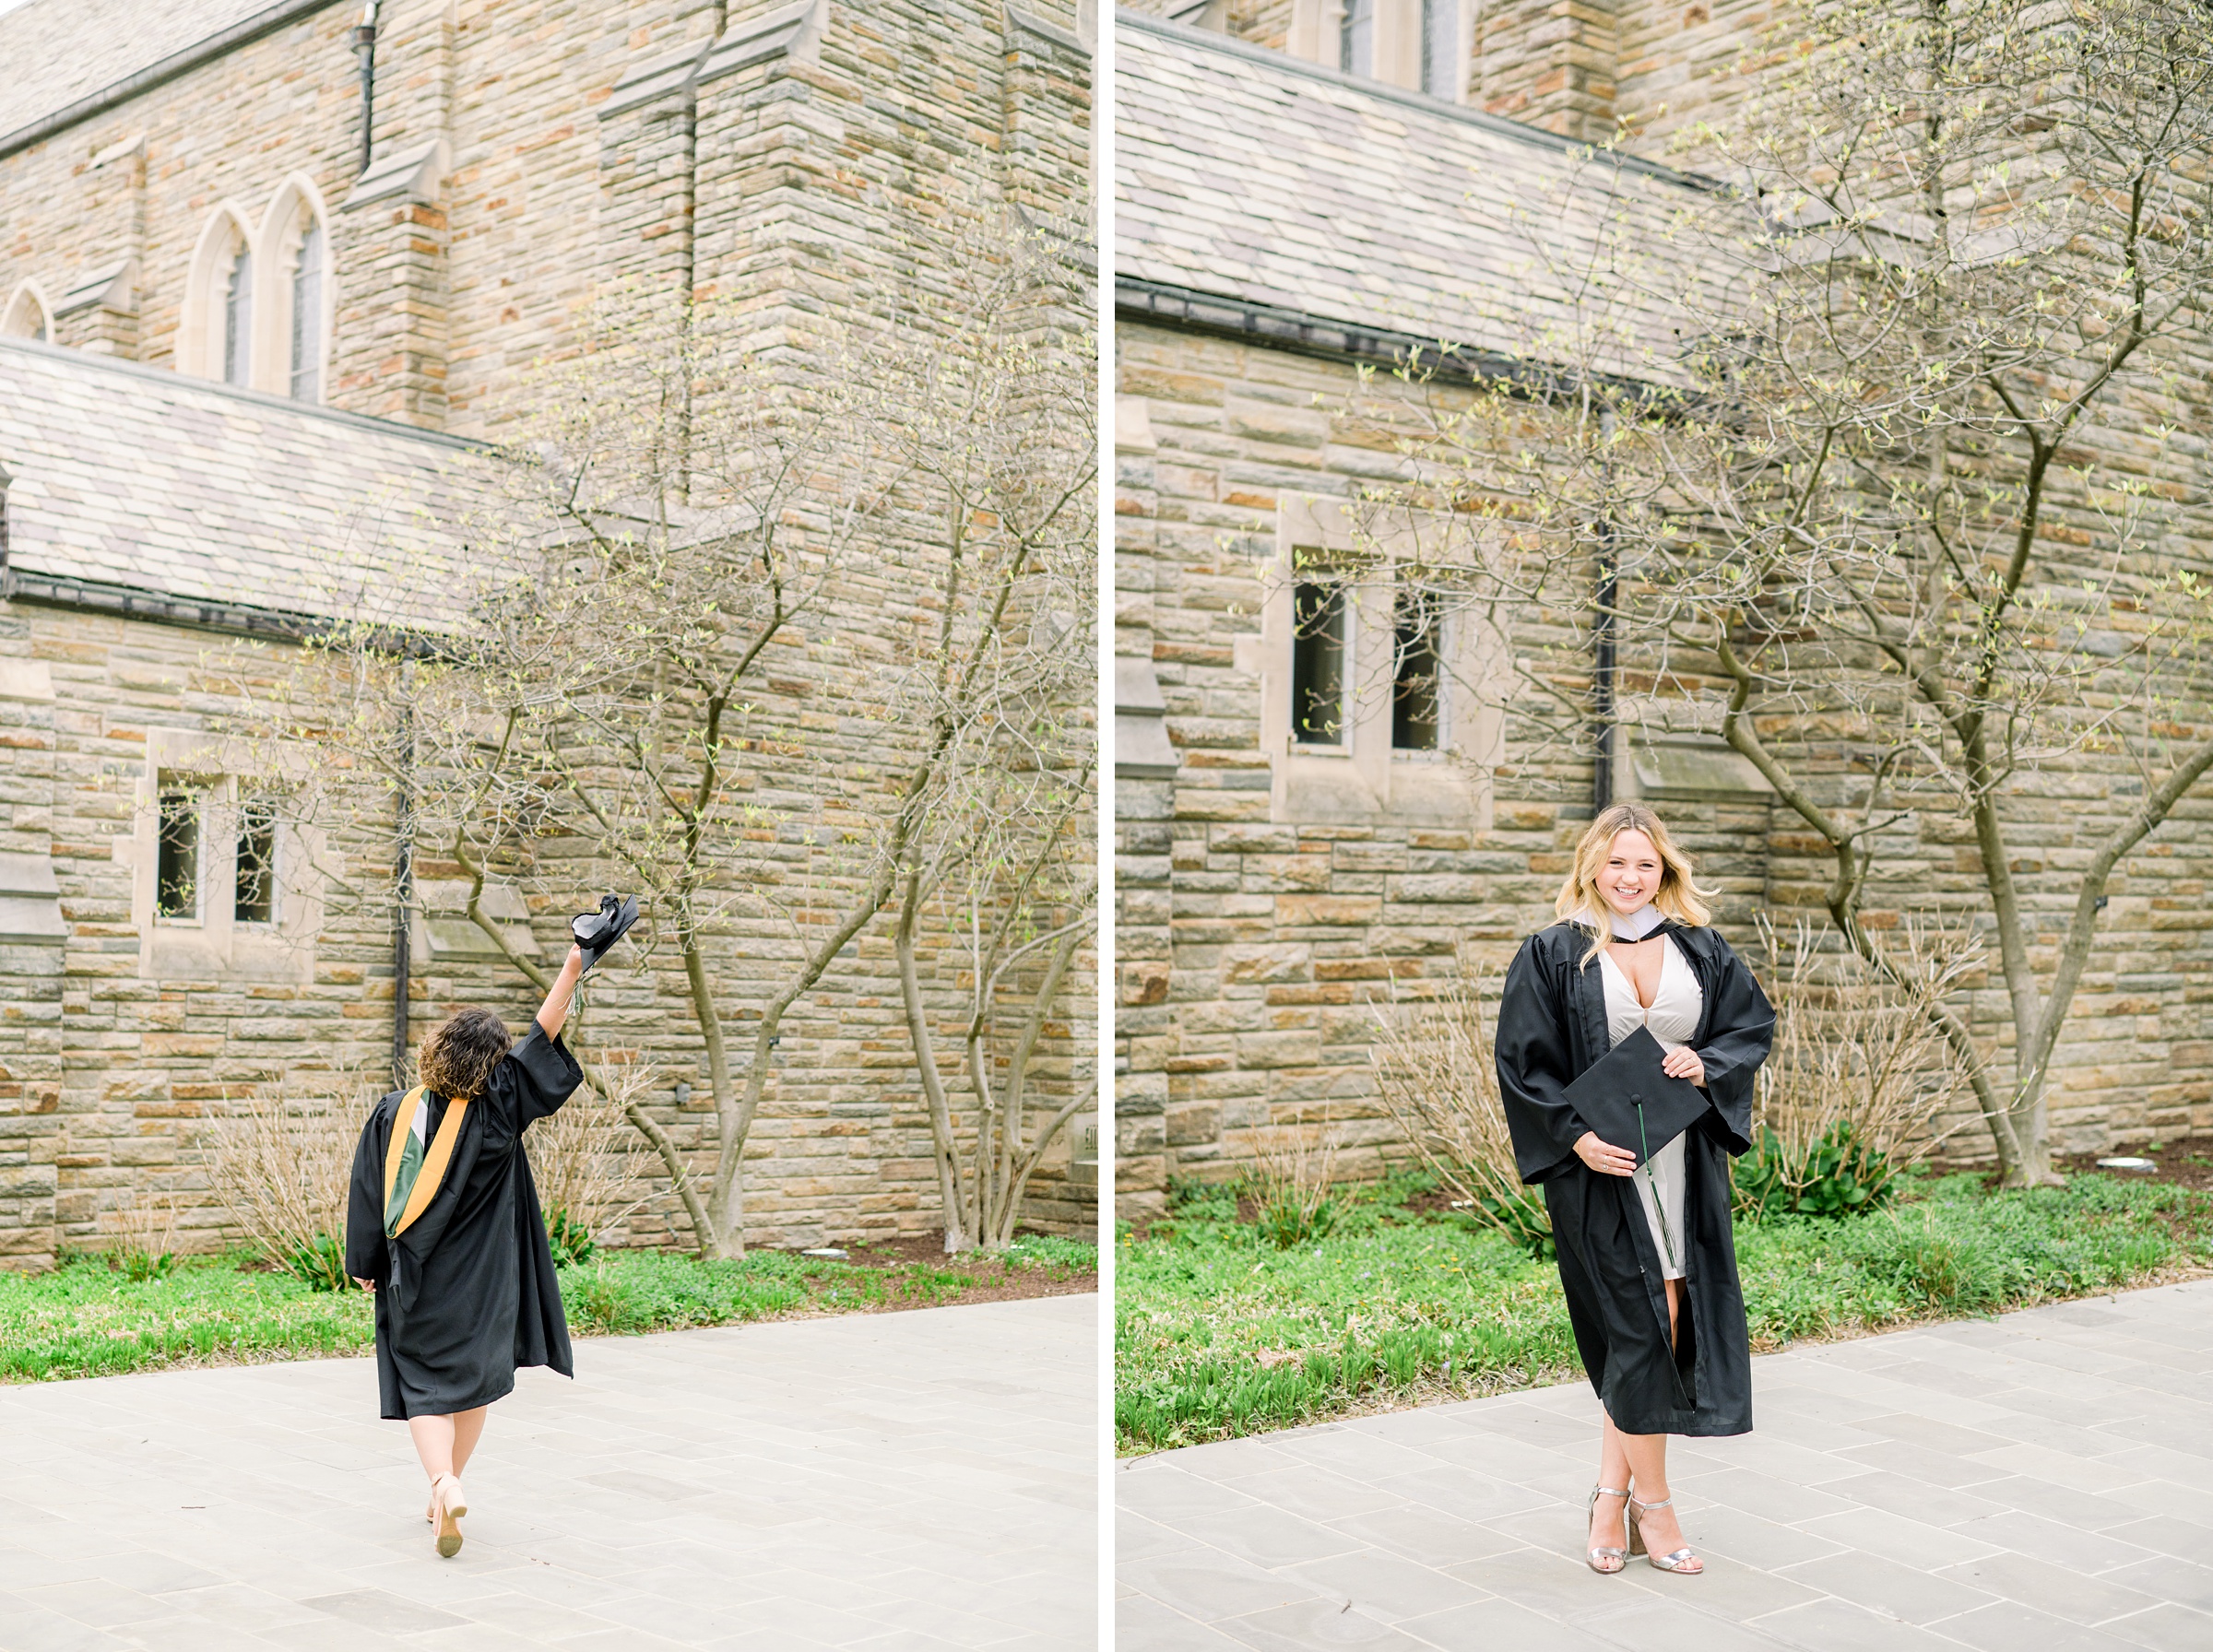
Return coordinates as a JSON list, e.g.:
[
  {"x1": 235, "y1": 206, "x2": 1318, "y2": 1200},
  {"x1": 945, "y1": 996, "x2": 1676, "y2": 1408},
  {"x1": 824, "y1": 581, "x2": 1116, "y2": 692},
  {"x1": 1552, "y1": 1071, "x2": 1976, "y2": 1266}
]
[{"x1": 1554, "y1": 802, "x2": 1715, "y2": 966}]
